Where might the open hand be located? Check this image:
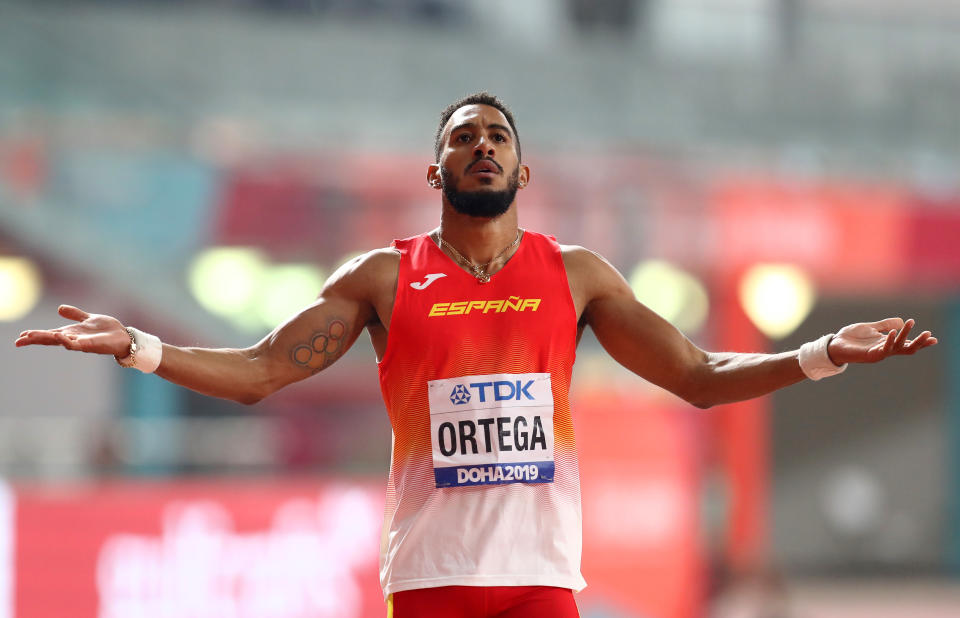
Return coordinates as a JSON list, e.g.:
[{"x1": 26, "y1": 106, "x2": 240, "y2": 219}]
[
  {"x1": 828, "y1": 317, "x2": 937, "y2": 365},
  {"x1": 14, "y1": 305, "x2": 130, "y2": 356}
]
